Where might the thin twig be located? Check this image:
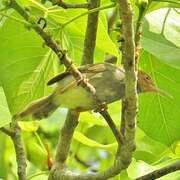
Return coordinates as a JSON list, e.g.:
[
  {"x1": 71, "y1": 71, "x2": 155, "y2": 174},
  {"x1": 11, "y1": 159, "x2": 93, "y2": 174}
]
[
  {"x1": 0, "y1": 126, "x2": 14, "y2": 136},
  {"x1": 74, "y1": 153, "x2": 98, "y2": 172},
  {"x1": 160, "y1": 8, "x2": 171, "y2": 35},
  {"x1": 62, "y1": 3, "x2": 115, "y2": 28},
  {"x1": 136, "y1": 160, "x2": 180, "y2": 180},
  {"x1": 99, "y1": 110, "x2": 124, "y2": 145}
]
